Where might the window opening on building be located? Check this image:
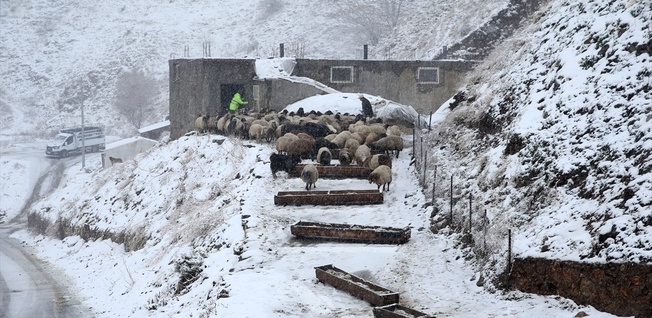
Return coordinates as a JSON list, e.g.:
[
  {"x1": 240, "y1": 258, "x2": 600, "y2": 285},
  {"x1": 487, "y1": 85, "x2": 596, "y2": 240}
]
[
  {"x1": 417, "y1": 67, "x2": 439, "y2": 84},
  {"x1": 330, "y1": 66, "x2": 354, "y2": 83}
]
